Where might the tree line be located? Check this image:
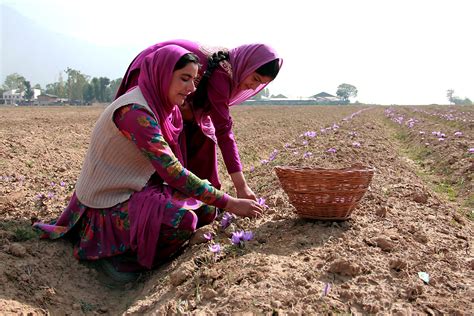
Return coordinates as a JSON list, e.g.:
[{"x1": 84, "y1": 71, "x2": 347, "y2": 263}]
[{"x1": 1, "y1": 69, "x2": 122, "y2": 103}]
